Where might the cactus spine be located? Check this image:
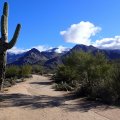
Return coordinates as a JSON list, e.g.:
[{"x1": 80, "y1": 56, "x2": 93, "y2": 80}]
[{"x1": 0, "y1": 2, "x2": 21, "y2": 91}]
